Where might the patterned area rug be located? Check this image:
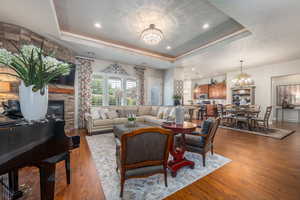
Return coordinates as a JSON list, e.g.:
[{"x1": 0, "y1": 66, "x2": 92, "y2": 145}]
[
  {"x1": 220, "y1": 126, "x2": 295, "y2": 139},
  {"x1": 86, "y1": 133, "x2": 231, "y2": 200}
]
